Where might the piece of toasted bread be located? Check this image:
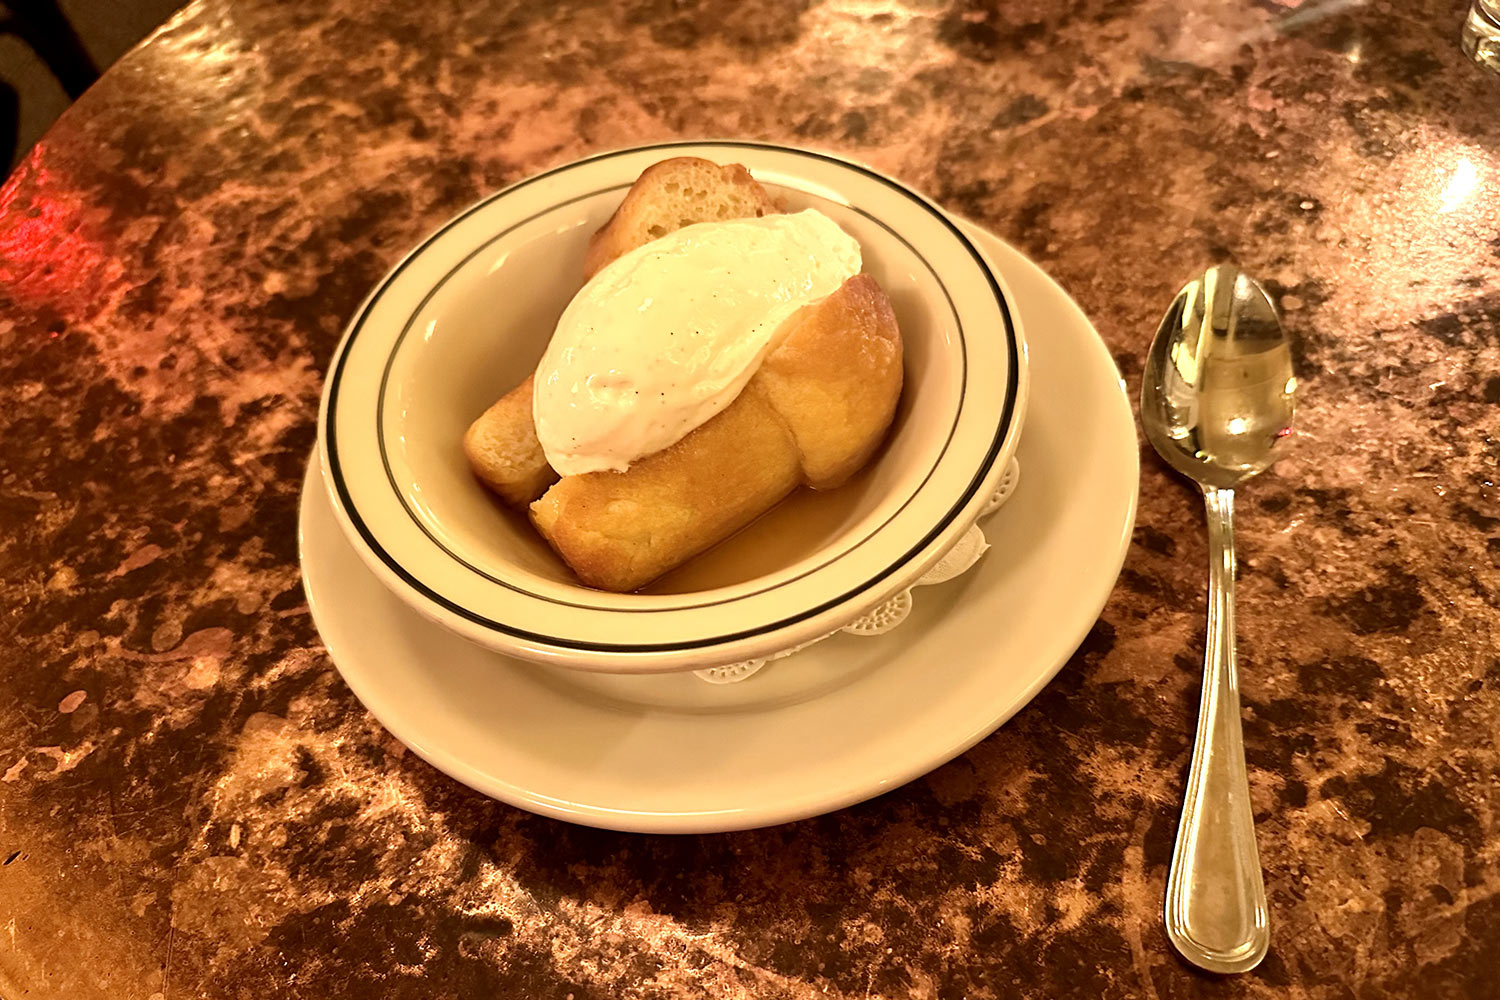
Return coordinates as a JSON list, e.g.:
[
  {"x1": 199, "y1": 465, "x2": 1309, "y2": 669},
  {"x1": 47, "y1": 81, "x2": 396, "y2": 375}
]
[
  {"x1": 529, "y1": 381, "x2": 803, "y2": 593},
  {"x1": 529, "y1": 275, "x2": 902, "y2": 592},
  {"x1": 753, "y1": 274, "x2": 902, "y2": 490},
  {"x1": 465, "y1": 159, "x2": 784, "y2": 506},
  {"x1": 582, "y1": 157, "x2": 784, "y2": 280},
  {"x1": 461, "y1": 374, "x2": 558, "y2": 506}
]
